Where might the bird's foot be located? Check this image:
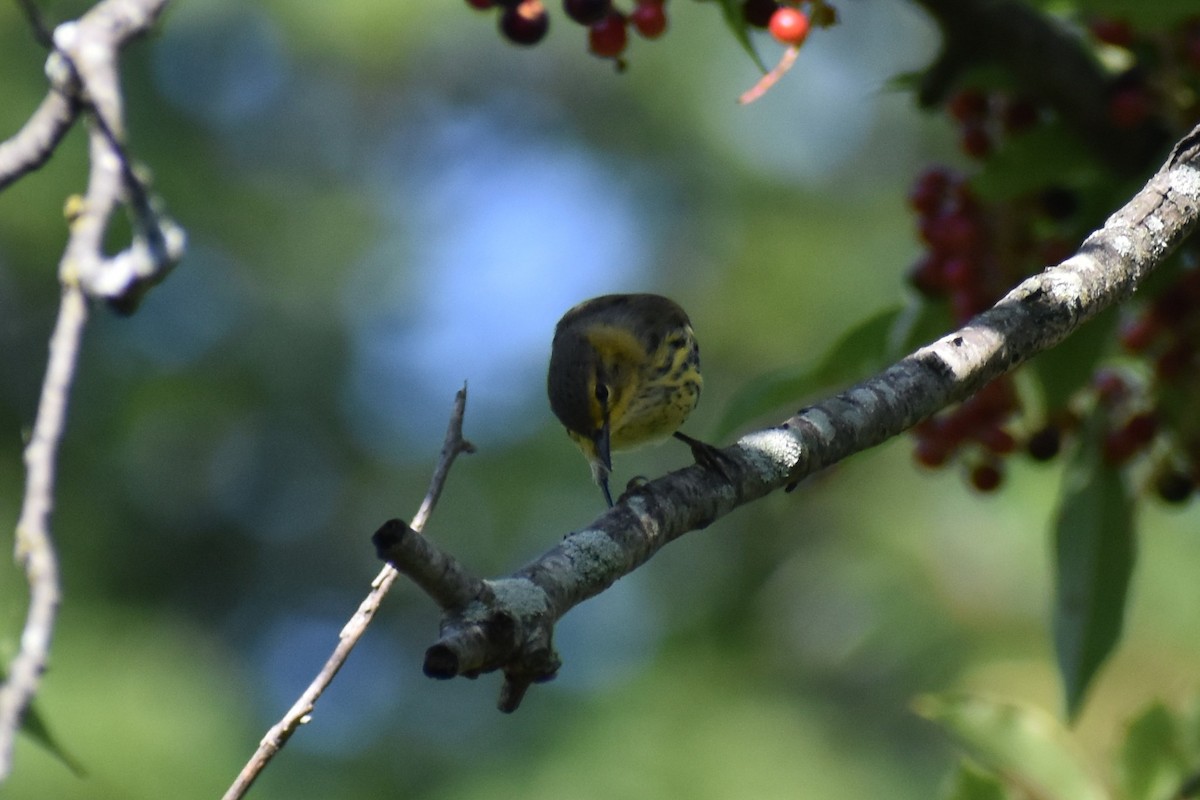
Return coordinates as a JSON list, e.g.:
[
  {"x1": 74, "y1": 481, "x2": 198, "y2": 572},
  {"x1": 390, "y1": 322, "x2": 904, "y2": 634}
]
[
  {"x1": 616, "y1": 475, "x2": 652, "y2": 505},
  {"x1": 673, "y1": 432, "x2": 736, "y2": 482}
]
